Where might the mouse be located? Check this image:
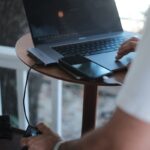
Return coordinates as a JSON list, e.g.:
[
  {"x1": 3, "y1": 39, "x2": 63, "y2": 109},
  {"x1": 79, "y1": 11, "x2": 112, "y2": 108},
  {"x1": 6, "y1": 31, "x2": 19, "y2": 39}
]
[
  {"x1": 24, "y1": 125, "x2": 41, "y2": 137},
  {"x1": 22, "y1": 125, "x2": 41, "y2": 150}
]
